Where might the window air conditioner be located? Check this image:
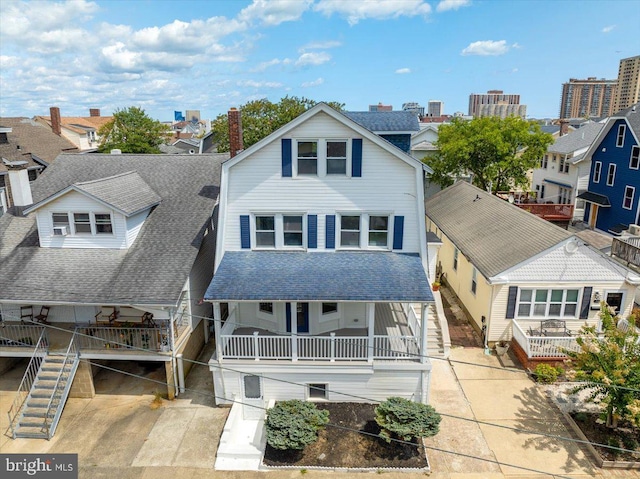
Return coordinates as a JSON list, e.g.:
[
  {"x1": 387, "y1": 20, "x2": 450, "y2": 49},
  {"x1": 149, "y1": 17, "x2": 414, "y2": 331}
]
[{"x1": 53, "y1": 226, "x2": 68, "y2": 236}]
